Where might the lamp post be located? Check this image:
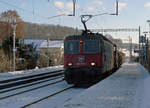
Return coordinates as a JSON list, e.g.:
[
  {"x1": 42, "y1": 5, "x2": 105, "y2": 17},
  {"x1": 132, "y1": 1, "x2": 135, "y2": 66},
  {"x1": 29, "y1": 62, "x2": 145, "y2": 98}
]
[
  {"x1": 11, "y1": 21, "x2": 17, "y2": 72},
  {"x1": 47, "y1": 36, "x2": 50, "y2": 67},
  {"x1": 146, "y1": 20, "x2": 150, "y2": 69},
  {"x1": 138, "y1": 26, "x2": 141, "y2": 63},
  {"x1": 143, "y1": 32, "x2": 148, "y2": 63},
  {"x1": 128, "y1": 36, "x2": 132, "y2": 62},
  {"x1": 147, "y1": 20, "x2": 150, "y2": 38}
]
